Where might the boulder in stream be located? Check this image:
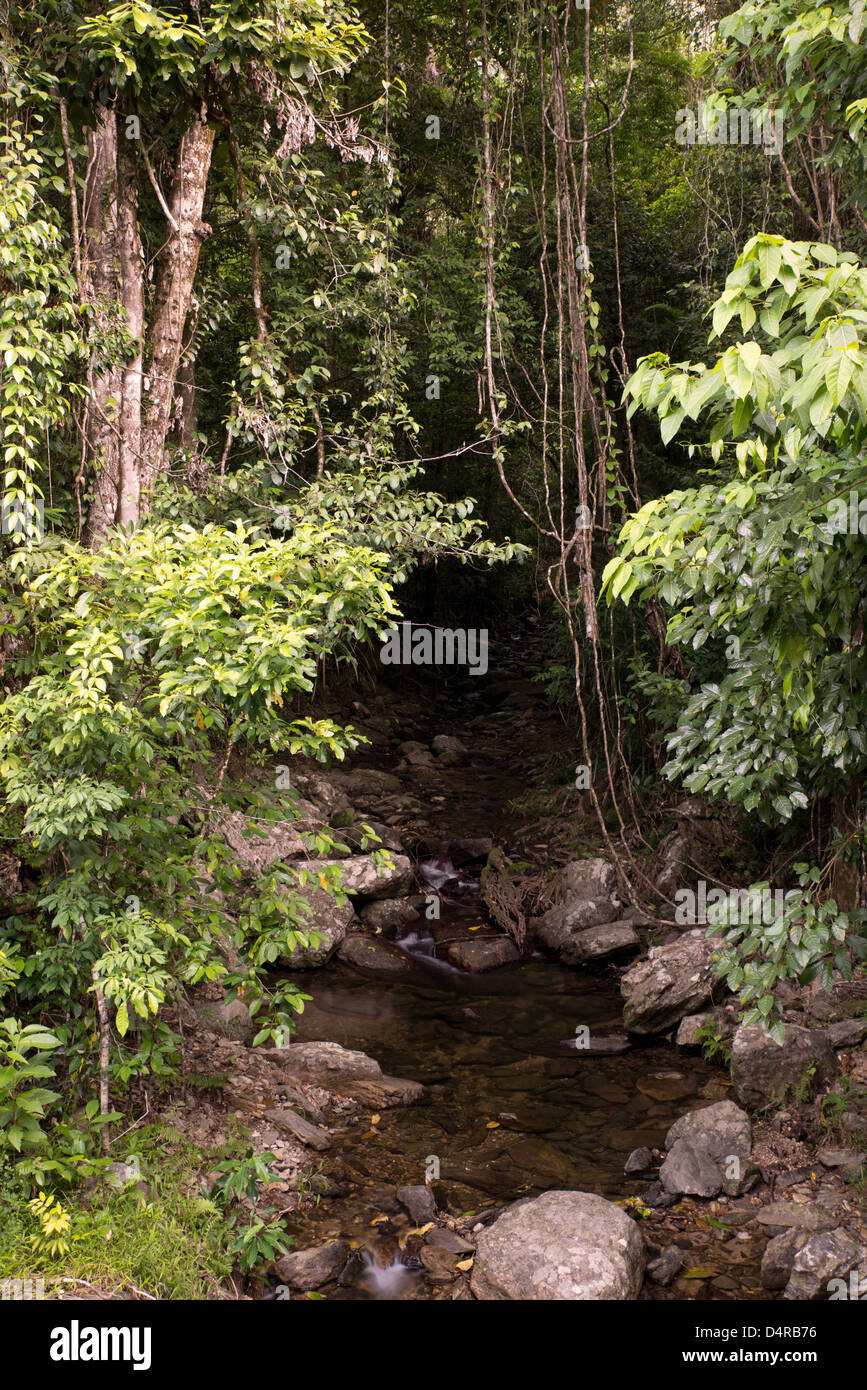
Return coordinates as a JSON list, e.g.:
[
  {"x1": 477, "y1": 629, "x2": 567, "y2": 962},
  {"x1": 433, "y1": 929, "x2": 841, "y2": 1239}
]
[
  {"x1": 359, "y1": 897, "x2": 419, "y2": 935},
  {"x1": 620, "y1": 929, "x2": 718, "y2": 1034},
  {"x1": 431, "y1": 733, "x2": 468, "y2": 766},
  {"x1": 470, "y1": 1190, "x2": 644, "y2": 1300},
  {"x1": 296, "y1": 852, "x2": 414, "y2": 901},
  {"x1": 559, "y1": 918, "x2": 640, "y2": 965},
  {"x1": 276, "y1": 1240, "x2": 348, "y2": 1291},
  {"x1": 337, "y1": 933, "x2": 419, "y2": 977},
  {"x1": 267, "y1": 1040, "x2": 424, "y2": 1109},
  {"x1": 444, "y1": 936, "x2": 520, "y2": 971},
  {"x1": 530, "y1": 857, "x2": 622, "y2": 957}
]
